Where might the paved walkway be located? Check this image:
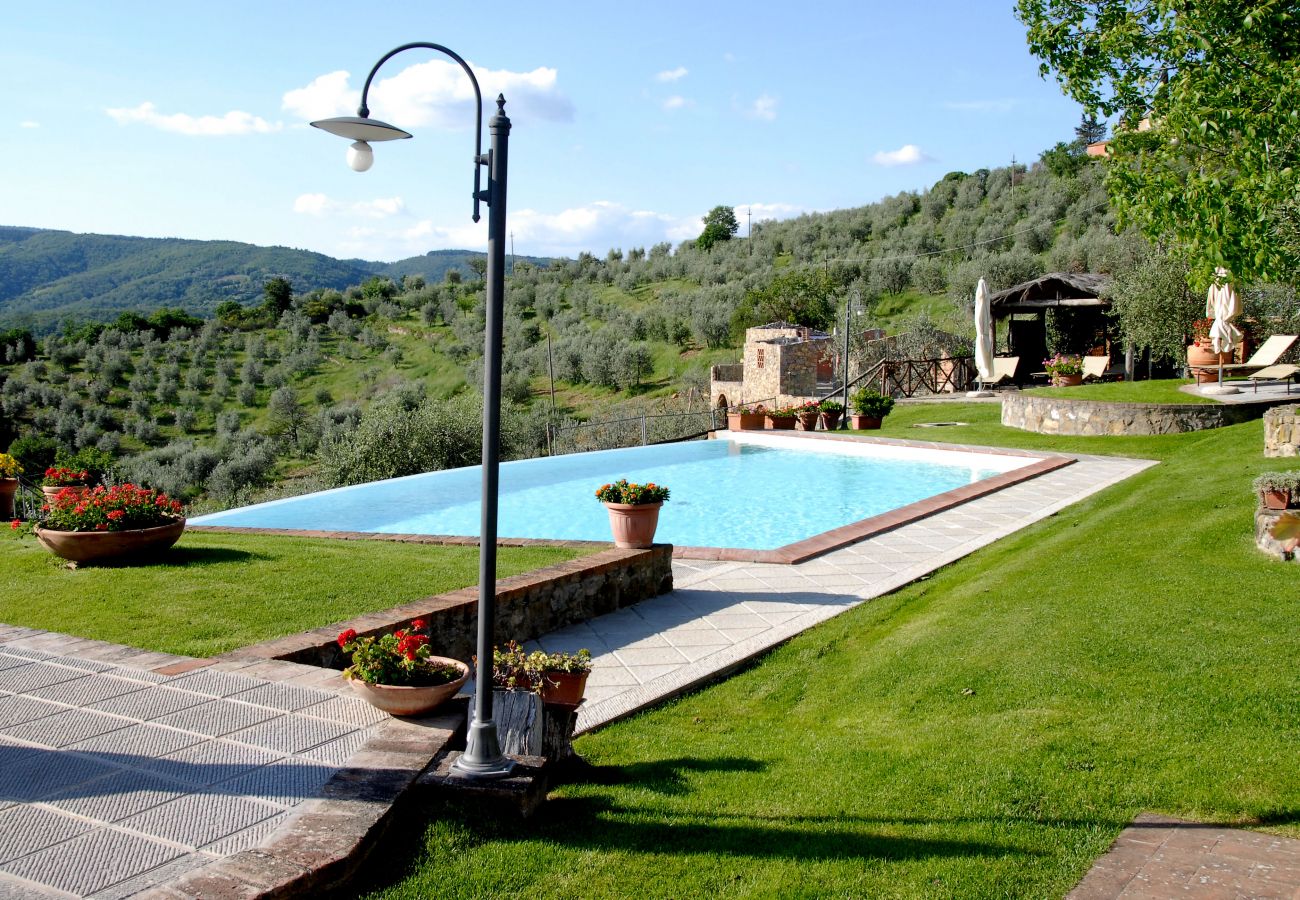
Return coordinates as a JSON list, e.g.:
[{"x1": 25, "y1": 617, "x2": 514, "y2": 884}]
[{"x1": 1068, "y1": 813, "x2": 1300, "y2": 899}]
